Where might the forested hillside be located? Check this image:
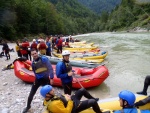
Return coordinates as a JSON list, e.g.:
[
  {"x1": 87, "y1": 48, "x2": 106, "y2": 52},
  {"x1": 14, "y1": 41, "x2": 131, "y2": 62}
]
[
  {"x1": 0, "y1": 0, "x2": 64, "y2": 40},
  {"x1": 77, "y1": 0, "x2": 121, "y2": 15},
  {"x1": 0, "y1": 0, "x2": 150, "y2": 40},
  {"x1": 0, "y1": 0, "x2": 101, "y2": 40},
  {"x1": 105, "y1": 0, "x2": 150, "y2": 31},
  {"x1": 48, "y1": 0, "x2": 99, "y2": 34}
]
